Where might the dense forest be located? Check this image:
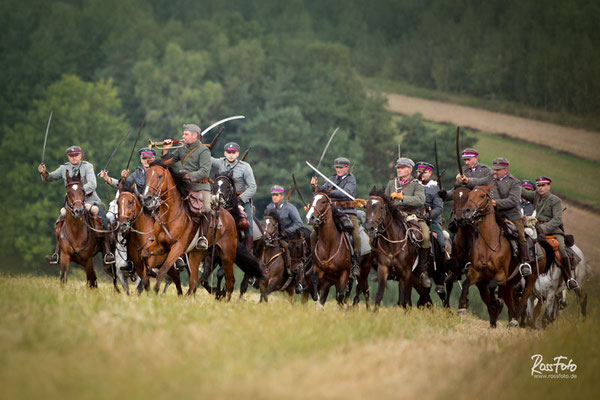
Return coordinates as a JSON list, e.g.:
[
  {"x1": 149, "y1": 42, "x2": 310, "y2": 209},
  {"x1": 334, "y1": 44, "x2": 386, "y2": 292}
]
[{"x1": 0, "y1": 0, "x2": 596, "y2": 265}]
